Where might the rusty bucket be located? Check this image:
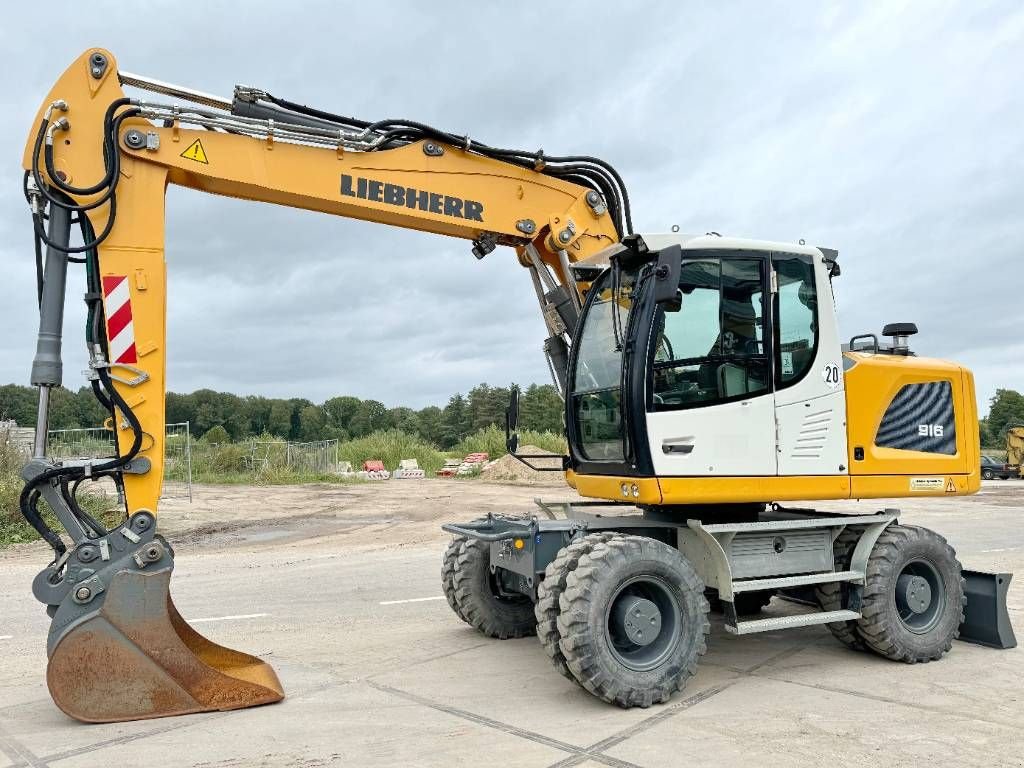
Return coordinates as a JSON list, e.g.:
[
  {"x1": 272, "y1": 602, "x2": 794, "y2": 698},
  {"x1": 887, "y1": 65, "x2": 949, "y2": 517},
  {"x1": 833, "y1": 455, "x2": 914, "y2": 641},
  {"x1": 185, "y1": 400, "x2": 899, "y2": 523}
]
[{"x1": 47, "y1": 567, "x2": 284, "y2": 723}]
